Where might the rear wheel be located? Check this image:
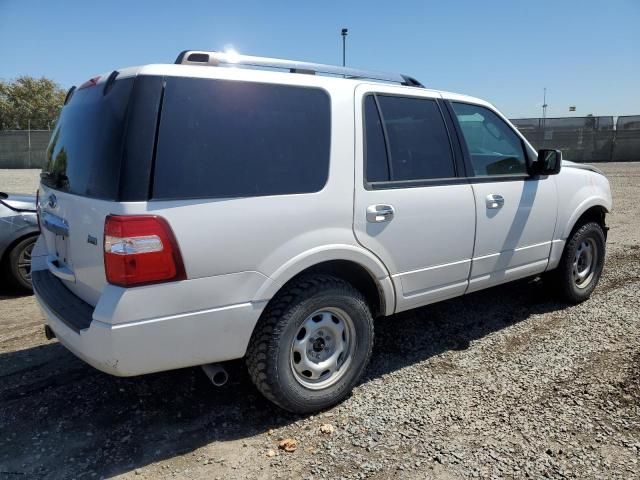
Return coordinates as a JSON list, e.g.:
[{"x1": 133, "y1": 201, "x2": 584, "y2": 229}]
[
  {"x1": 246, "y1": 275, "x2": 374, "y2": 413},
  {"x1": 4, "y1": 235, "x2": 37, "y2": 292},
  {"x1": 547, "y1": 222, "x2": 605, "y2": 303}
]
